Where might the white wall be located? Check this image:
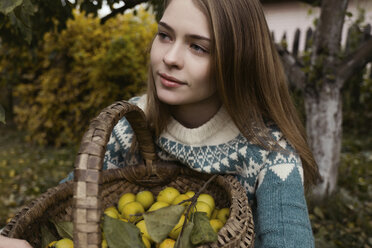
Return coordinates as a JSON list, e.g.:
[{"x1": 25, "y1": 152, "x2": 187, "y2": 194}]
[{"x1": 263, "y1": 0, "x2": 372, "y2": 53}]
